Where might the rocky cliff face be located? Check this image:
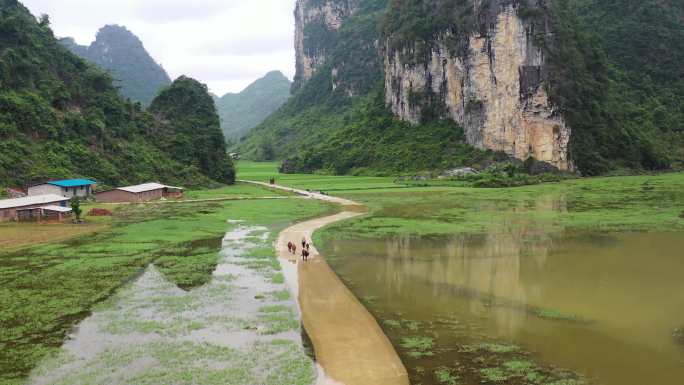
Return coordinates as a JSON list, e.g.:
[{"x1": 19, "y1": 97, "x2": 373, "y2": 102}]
[
  {"x1": 292, "y1": 0, "x2": 361, "y2": 91},
  {"x1": 384, "y1": 2, "x2": 572, "y2": 170}
]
